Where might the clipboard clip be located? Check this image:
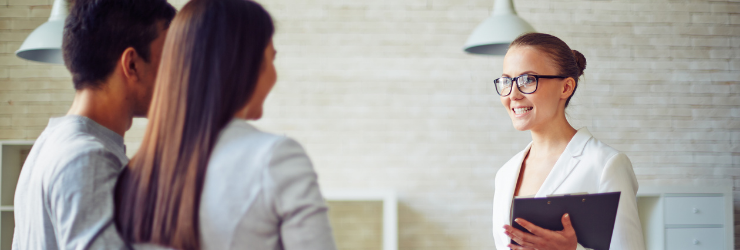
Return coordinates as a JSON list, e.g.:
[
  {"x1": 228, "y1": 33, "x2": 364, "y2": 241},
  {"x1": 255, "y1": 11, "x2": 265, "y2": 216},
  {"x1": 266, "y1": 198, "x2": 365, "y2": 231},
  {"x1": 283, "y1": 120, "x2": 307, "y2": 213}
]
[{"x1": 546, "y1": 192, "x2": 588, "y2": 197}]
